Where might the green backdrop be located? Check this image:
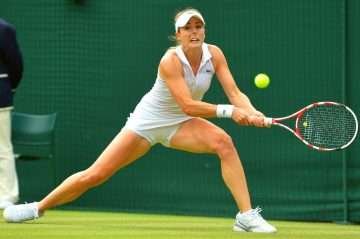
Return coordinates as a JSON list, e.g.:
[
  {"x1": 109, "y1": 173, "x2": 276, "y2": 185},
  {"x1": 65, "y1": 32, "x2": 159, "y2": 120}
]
[{"x1": 0, "y1": 0, "x2": 359, "y2": 222}]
